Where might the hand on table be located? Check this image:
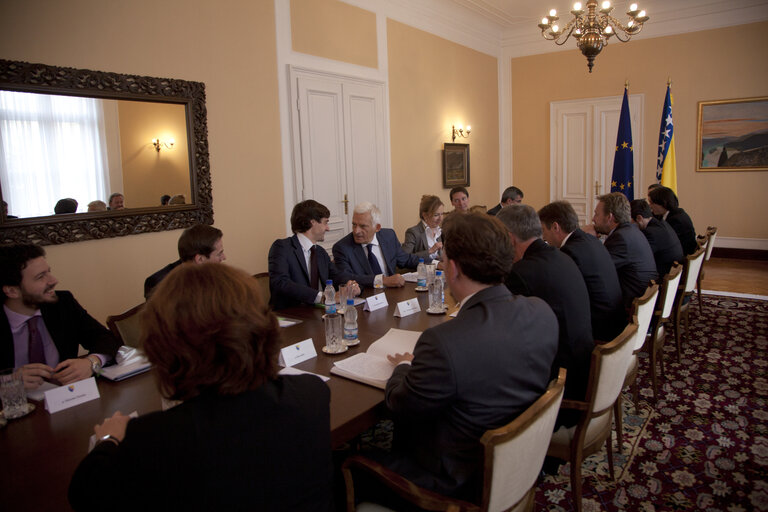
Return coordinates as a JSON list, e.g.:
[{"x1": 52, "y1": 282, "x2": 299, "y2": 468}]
[
  {"x1": 345, "y1": 280, "x2": 361, "y2": 297},
  {"x1": 20, "y1": 363, "x2": 54, "y2": 390},
  {"x1": 382, "y1": 274, "x2": 405, "y2": 288},
  {"x1": 94, "y1": 410, "x2": 130, "y2": 442},
  {"x1": 387, "y1": 352, "x2": 414, "y2": 365},
  {"x1": 53, "y1": 357, "x2": 93, "y2": 385}
]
